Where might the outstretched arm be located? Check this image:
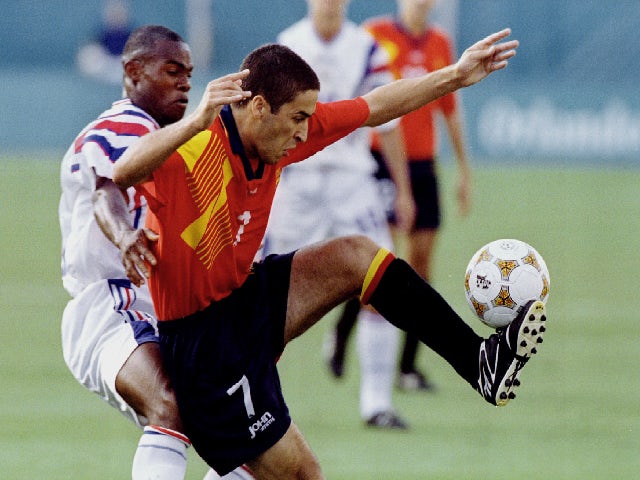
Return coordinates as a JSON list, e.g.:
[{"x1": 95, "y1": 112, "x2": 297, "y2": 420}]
[
  {"x1": 113, "y1": 70, "x2": 251, "y2": 188},
  {"x1": 362, "y1": 28, "x2": 518, "y2": 127}
]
